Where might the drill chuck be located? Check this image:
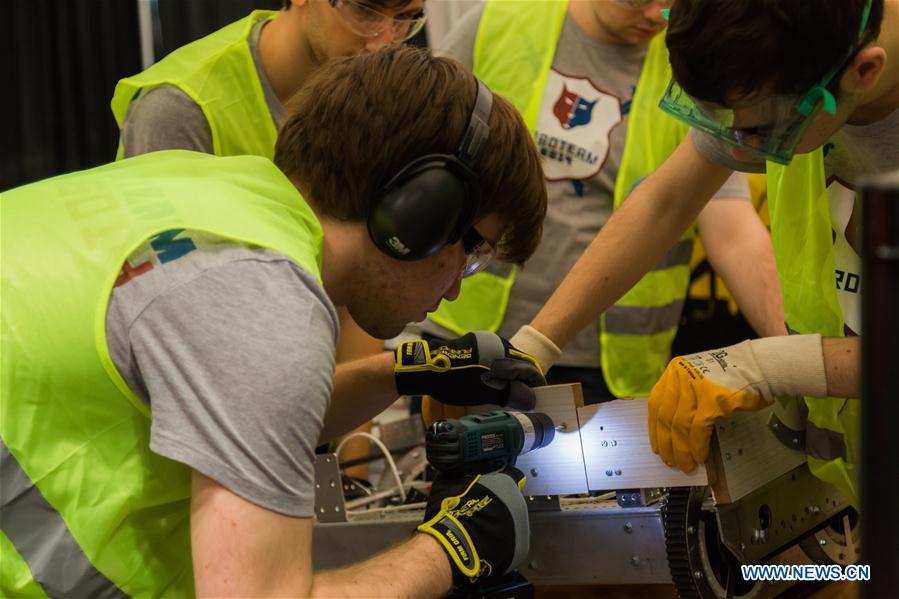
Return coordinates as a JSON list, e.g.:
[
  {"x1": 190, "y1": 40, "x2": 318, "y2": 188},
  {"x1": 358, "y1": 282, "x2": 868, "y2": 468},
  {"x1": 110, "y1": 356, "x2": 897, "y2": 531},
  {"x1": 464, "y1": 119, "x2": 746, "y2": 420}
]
[{"x1": 511, "y1": 411, "x2": 555, "y2": 455}]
